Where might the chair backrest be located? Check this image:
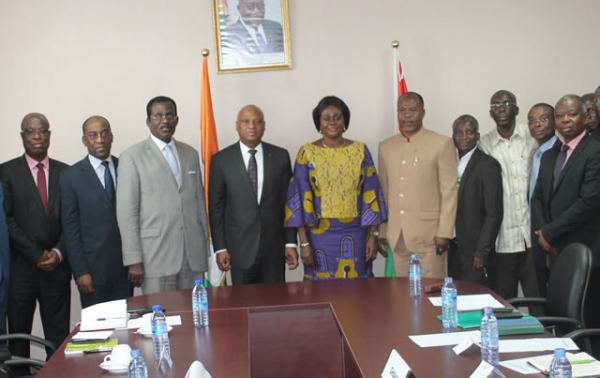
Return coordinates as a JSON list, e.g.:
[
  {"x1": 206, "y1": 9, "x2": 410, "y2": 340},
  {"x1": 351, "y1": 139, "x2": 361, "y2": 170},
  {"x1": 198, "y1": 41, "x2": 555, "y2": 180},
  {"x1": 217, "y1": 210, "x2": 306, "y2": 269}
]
[{"x1": 546, "y1": 242, "x2": 592, "y2": 324}]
